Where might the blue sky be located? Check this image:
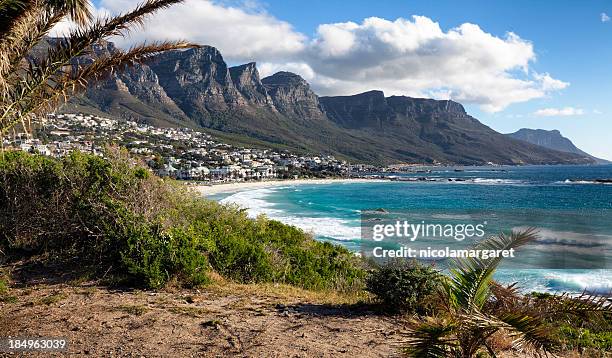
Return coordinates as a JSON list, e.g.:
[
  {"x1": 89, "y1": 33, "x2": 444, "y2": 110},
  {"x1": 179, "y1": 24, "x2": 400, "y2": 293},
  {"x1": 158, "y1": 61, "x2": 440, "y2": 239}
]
[
  {"x1": 86, "y1": 0, "x2": 612, "y2": 159},
  {"x1": 259, "y1": 0, "x2": 612, "y2": 159}
]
